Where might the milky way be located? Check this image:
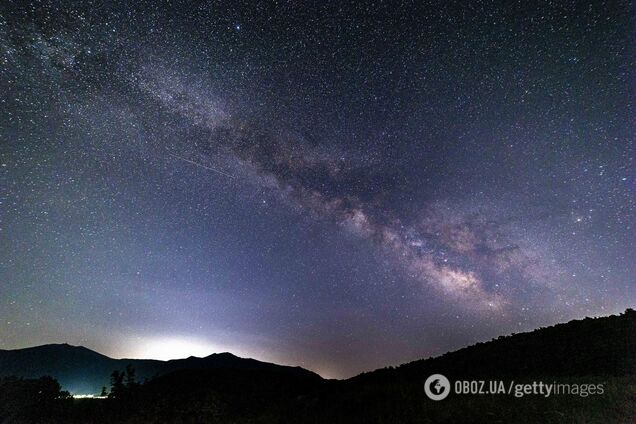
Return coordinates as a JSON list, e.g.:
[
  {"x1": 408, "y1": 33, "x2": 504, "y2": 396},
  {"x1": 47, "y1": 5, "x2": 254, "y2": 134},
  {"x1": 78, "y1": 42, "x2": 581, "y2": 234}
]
[{"x1": 1, "y1": 1, "x2": 634, "y2": 378}]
